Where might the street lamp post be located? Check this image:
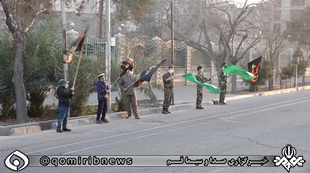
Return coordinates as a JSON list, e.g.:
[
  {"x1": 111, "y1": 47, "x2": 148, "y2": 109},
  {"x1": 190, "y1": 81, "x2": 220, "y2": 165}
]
[
  {"x1": 296, "y1": 57, "x2": 299, "y2": 91},
  {"x1": 61, "y1": 0, "x2": 68, "y2": 81},
  {"x1": 105, "y1": 0, "x2": 112, "y2": 113},
  {"x1": 171, "y1": 2, "x2": 175, "y2": 105}
]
